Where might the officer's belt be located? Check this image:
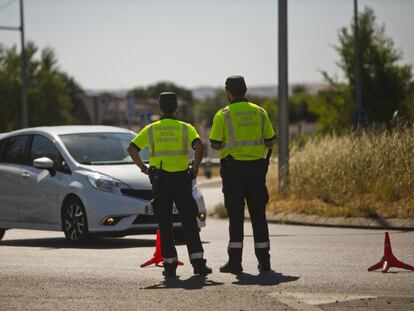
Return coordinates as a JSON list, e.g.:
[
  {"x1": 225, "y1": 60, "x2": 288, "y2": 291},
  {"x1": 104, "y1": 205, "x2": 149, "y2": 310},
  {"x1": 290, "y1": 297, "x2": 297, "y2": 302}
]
[{"x1": 220, "y1": 157, "x2": 265, "y2": 165}]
